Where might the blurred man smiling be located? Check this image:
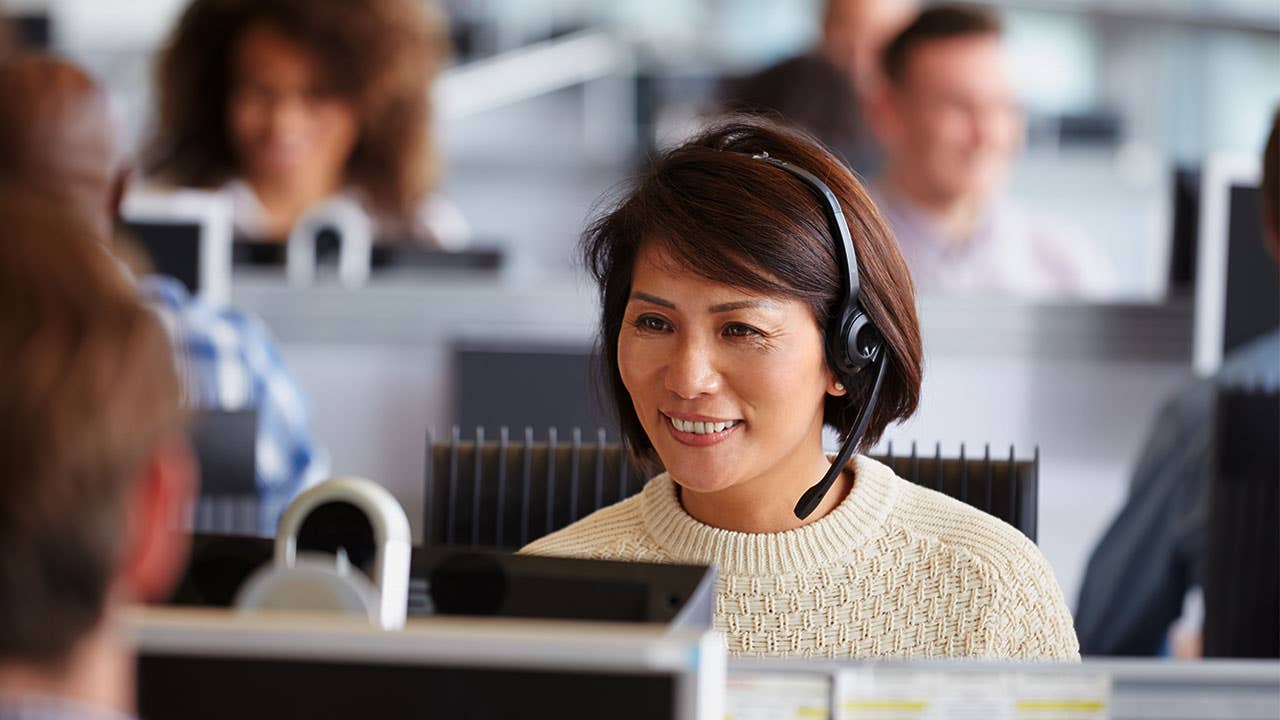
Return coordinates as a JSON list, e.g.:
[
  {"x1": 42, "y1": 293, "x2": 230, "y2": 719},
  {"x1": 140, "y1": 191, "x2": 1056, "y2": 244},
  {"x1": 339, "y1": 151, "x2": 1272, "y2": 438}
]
[{"x1": 868, "y1": 4, "x2": 1113, "y2": 300}]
